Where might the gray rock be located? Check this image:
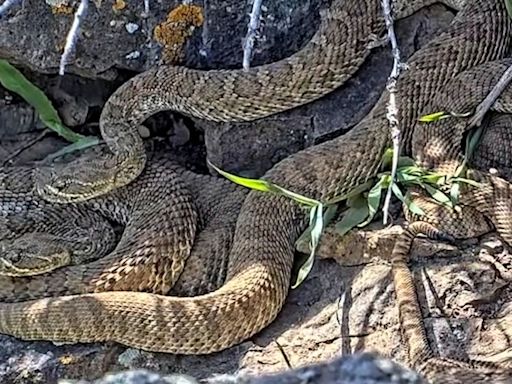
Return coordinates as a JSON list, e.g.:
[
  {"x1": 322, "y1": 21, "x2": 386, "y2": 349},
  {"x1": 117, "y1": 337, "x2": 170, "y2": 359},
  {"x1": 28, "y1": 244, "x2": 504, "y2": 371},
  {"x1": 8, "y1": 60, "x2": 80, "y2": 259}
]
[
  {"x1": 60, "y1": 354, "x2": 423, "y2": 384},
  {"x1": 204, "y1": 5, "x2": 455, "y2": 177}
]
